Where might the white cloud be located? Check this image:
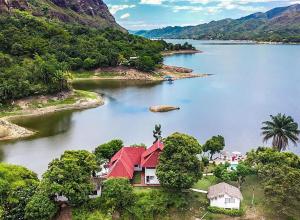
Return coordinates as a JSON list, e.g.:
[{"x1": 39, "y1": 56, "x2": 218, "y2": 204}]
[
  {"x1": 120, "y1": 13, "x2": 131, "y2": 19},
  {"x1": 140, "y1": 0, "x2": 162, "y2": 4},
  {"x1": 108, "y1": 4, "x2": 136, "y2": 15}
]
